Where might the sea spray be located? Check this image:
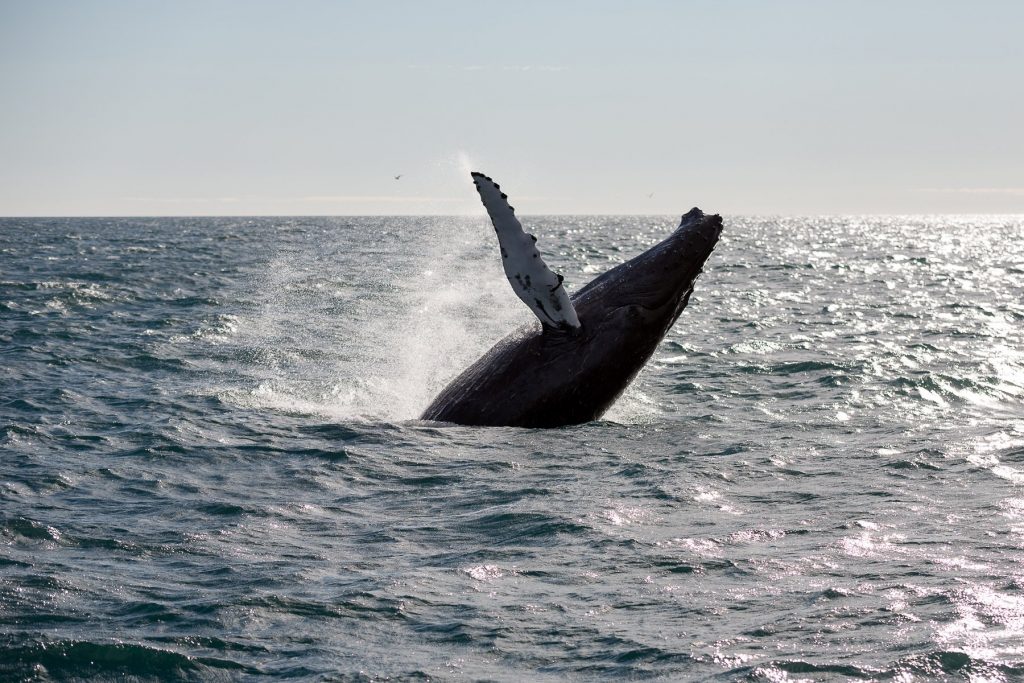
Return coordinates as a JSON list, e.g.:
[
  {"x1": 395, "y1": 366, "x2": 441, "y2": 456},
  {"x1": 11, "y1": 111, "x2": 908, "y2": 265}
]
[{"x1": 217, "y1": 215, "x2": 525, "y2": 421}]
